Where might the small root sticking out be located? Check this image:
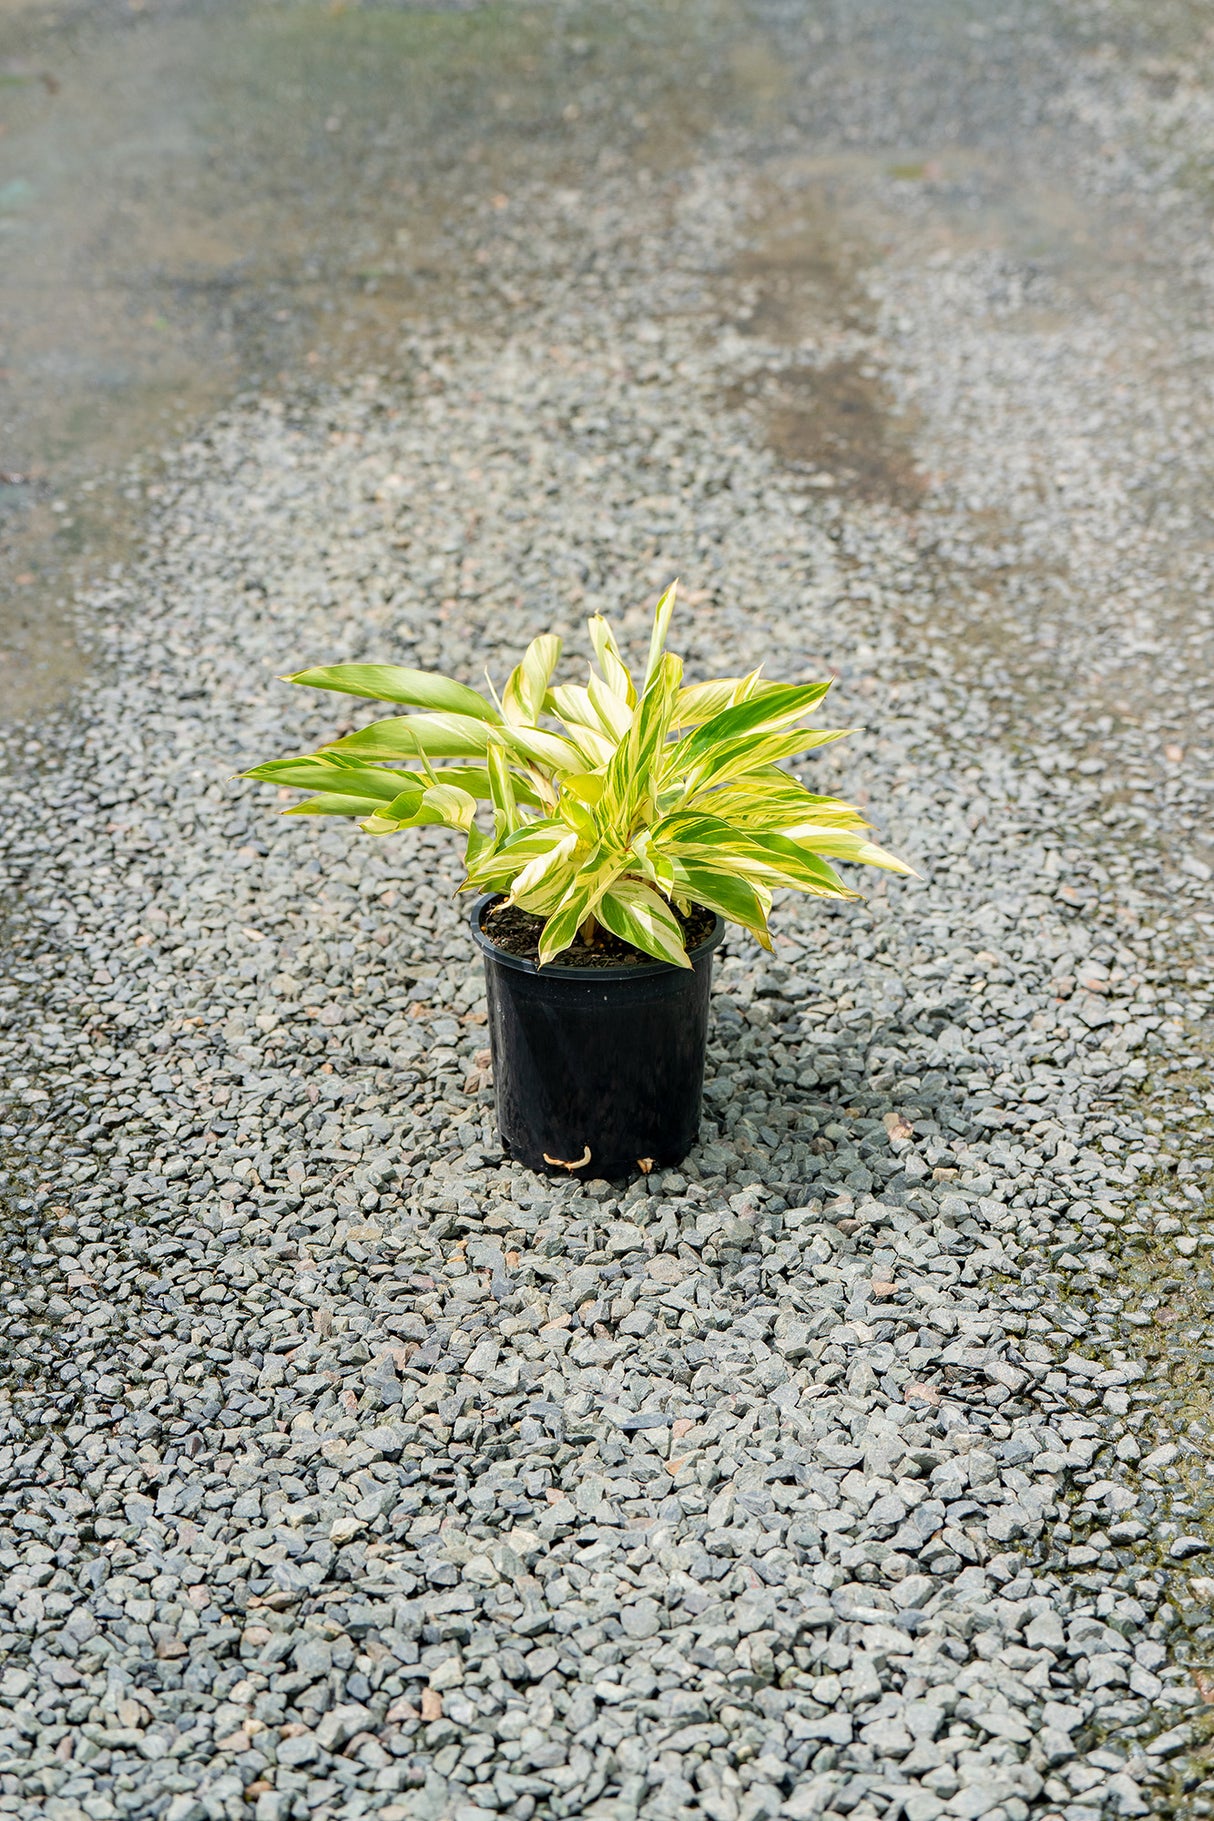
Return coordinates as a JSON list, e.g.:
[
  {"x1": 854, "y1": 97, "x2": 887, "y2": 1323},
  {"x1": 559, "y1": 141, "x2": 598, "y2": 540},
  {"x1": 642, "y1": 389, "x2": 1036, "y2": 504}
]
[{"x1": 543, "y1": 1146, "x2": 592, "y2": 1171}]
